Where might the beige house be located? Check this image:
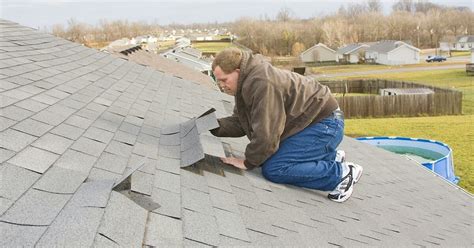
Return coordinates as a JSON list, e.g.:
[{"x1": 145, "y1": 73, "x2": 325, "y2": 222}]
[{"x1": 300, "y1": 43, "x2": 336, "y2": 63}]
